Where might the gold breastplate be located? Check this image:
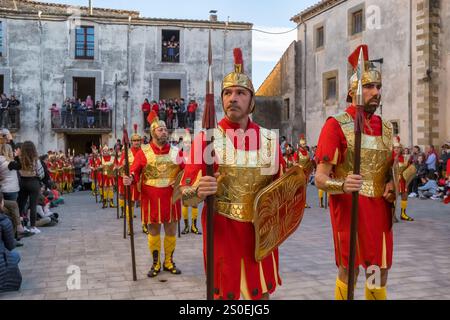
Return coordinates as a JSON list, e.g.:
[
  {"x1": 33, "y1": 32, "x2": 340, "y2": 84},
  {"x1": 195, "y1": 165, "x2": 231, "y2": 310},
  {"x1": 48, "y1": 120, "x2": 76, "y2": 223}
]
[
  {"x1": 213, "y1": 126, "x2": 277, "y2": 222},
  {"x1": 333, "y1": 112, "x2": 393, "y2": 198},
  {"x1": 141, "y1": 145, "x2": 181, "y2": 187},
  {"x1": 102, "y1": 157, "x2": 115, "y2": 176},
  {"x1": 119, "y1": 152, "x2": 135, "y2": 176}
]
